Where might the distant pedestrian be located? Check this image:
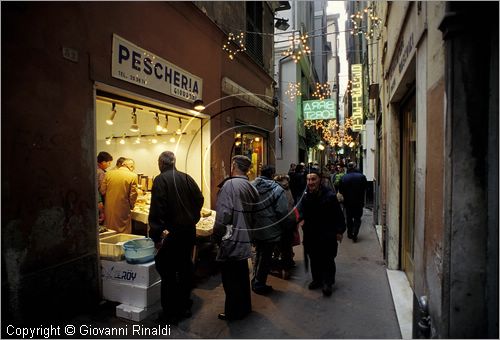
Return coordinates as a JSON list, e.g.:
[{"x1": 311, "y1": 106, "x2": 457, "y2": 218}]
[
  {"x1": 273, "y1": 174, "x2": 298, "y2": 279},
  {"x1": 290, "y1": 163, "x2": 307, "y2": 204},
  {"x1": 149, "y1": 151, "x2": 204, "y2": 324},
  {"x1": 213, "y1": 155, "x2": 259, "y2": 321},
  {"x1": 250, "y1": 165, "x2": 288, "y2": 294},
  {"x1": 287, "y1": 163, "x2": 297, "y2": 177},
  {"x1": 298, "y1": 166, "x2": 346, "y2": 297},
  {"x1": 339, "y1": 162, "x2": 367, "y2": 242}
]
